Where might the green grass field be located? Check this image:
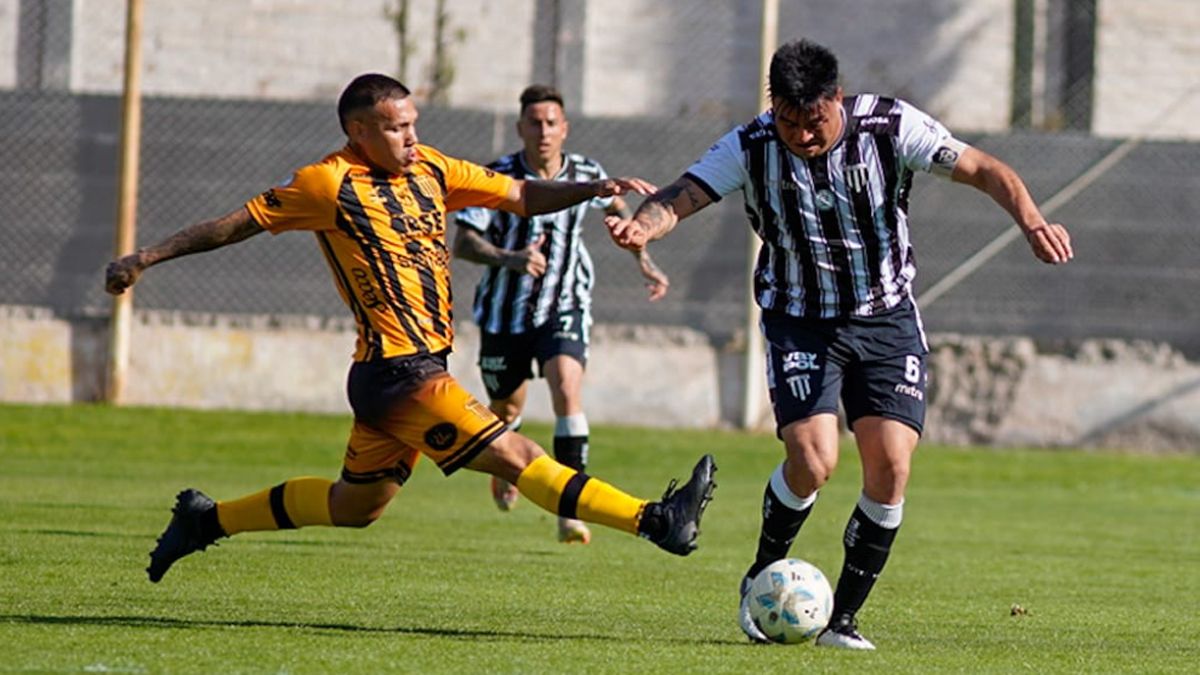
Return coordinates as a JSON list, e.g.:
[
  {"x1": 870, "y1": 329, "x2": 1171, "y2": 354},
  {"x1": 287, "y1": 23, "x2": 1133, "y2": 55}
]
[{"x1": 1, "y1": 403, "x2": 1196, "y2": 673}]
